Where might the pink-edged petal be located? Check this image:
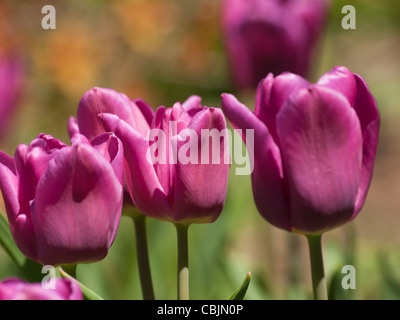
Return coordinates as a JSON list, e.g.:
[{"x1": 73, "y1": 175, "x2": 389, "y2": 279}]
[
  {"x1": 221, "y1": 93, "x2": 291, "y2": 230},
  {"x1": 100, "y1": 113, "x2": 173, "y2": 220},
  {"x1": 352, "y1": 74, "x2": 380, "y2": 217},
  {"x1": 173, "y1": 108, "x2": 230, "y2": 223},
  {"x1": 277, "y1": 86, "x2": 363, "y2": 233},
  {"x1": 317, "y1": 66, "x2": 357, "y2": 107},
  {"x1": 32, "y1": 144, "x2": 122, "y2": 265},
  {"x1": 255, "y1": 72, "x2": 310, "y2": 142}
]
